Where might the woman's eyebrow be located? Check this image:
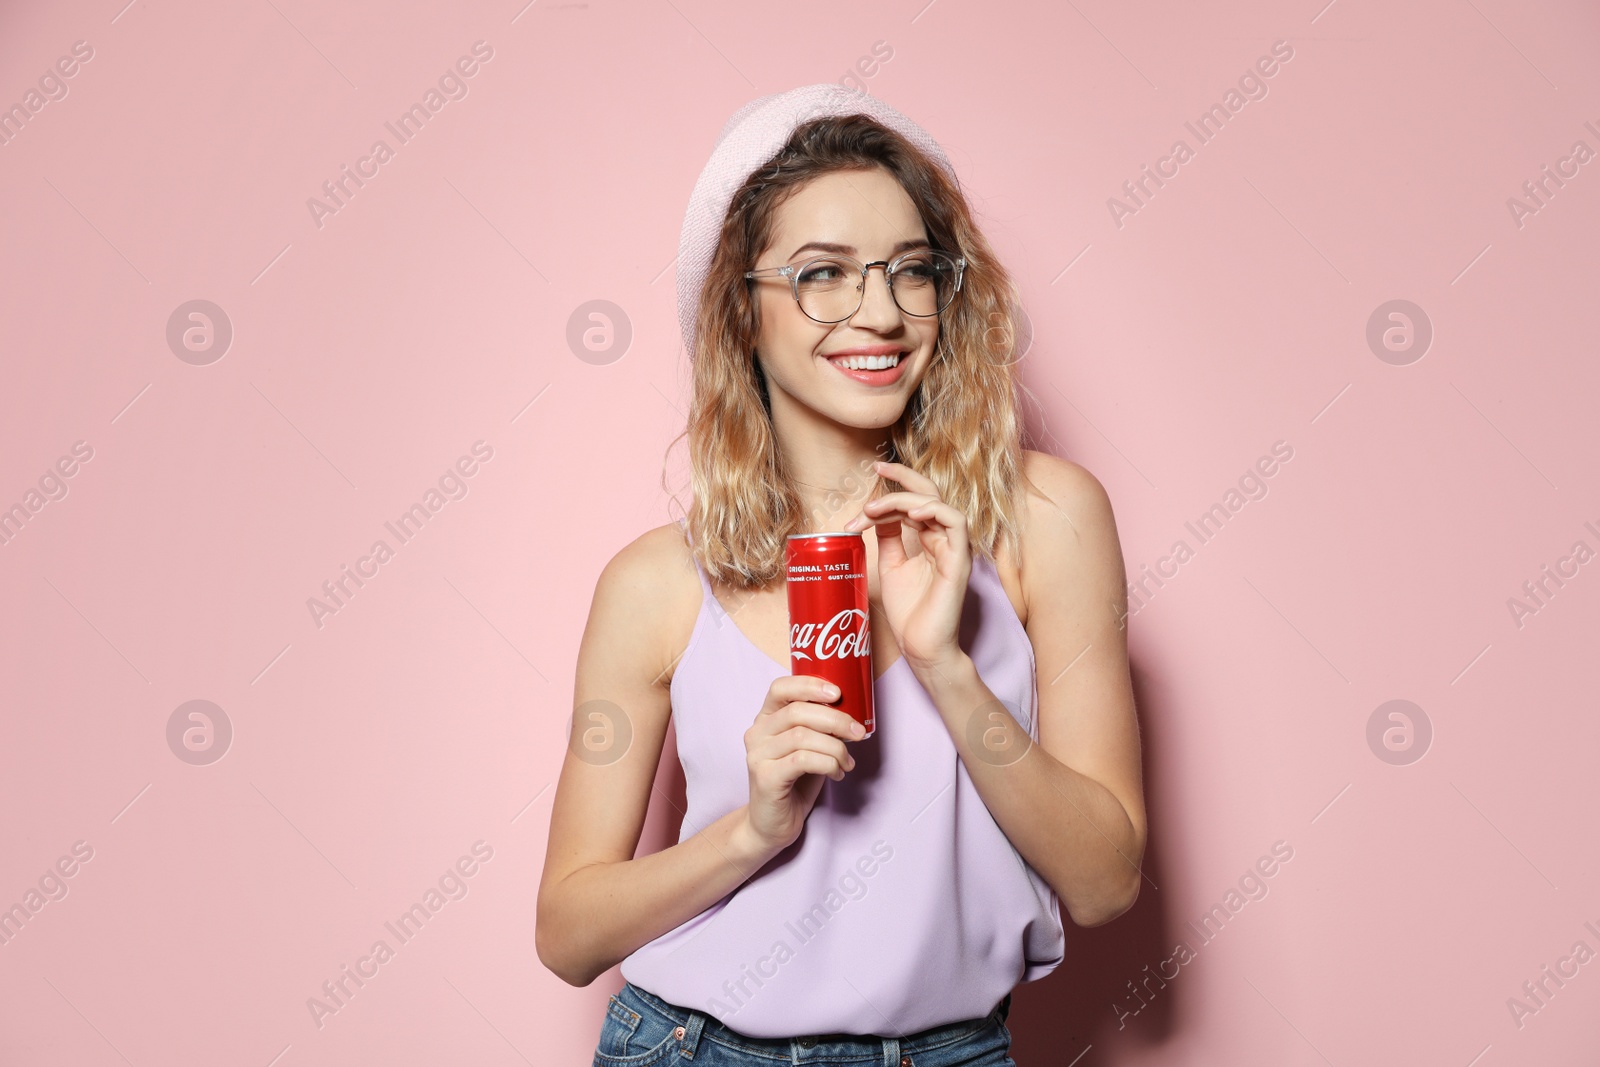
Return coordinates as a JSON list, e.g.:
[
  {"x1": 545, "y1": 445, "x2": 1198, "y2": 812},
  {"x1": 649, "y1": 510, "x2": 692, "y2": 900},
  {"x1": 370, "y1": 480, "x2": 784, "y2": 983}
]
[{"x1": 787, "y1": 237, "x2": 931, "y2": 260}]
